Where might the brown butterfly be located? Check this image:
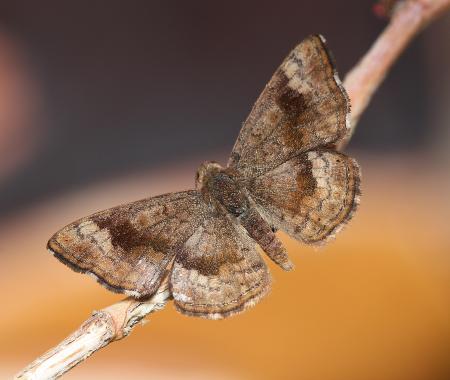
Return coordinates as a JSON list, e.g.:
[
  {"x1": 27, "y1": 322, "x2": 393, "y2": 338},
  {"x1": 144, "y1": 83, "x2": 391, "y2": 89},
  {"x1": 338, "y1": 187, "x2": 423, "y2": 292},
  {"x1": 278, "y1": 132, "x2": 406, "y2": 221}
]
[{"x1": 48, "y1": 35, "x2": 361, "y2": 319}]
